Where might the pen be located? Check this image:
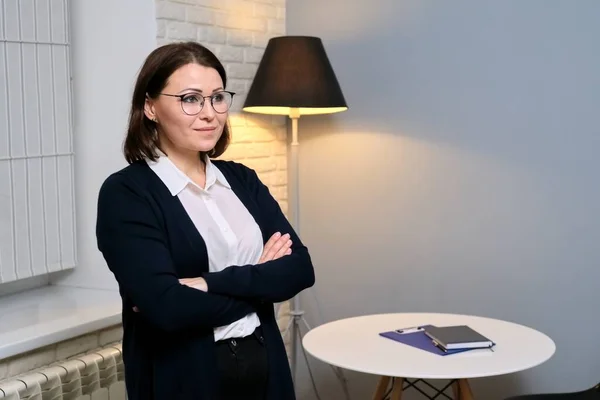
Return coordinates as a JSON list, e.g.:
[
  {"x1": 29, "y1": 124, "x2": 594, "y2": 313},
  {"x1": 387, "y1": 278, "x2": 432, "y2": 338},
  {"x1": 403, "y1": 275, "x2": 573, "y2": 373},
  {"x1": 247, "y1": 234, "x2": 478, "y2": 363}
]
[{"x1": 395, "y1": 326, "x2": 424, "y2": 334}]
